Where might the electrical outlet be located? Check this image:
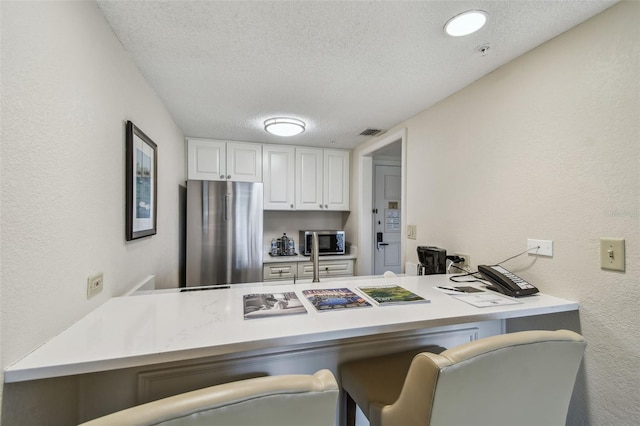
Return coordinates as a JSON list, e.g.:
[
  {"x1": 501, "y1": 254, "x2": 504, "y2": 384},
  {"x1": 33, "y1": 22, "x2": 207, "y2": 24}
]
[
  {"x1": 87, "y1": 272, "x2": 103, "y2": 299},
  {"x1": 454, "y1": 252, "x2": 470, "y2": 269},
  {"x1": 527, "y1": 239, "x2": 553, "y2": 257}
]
